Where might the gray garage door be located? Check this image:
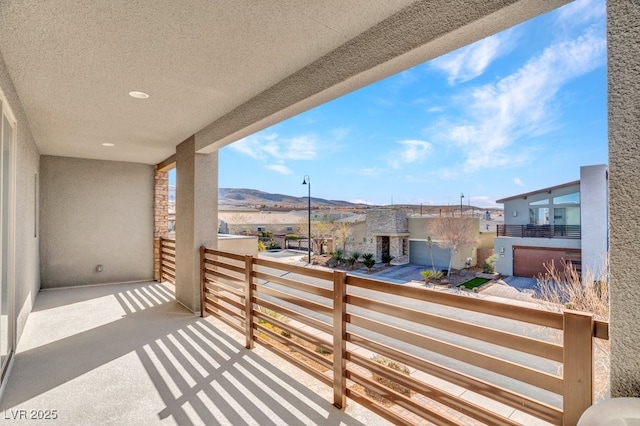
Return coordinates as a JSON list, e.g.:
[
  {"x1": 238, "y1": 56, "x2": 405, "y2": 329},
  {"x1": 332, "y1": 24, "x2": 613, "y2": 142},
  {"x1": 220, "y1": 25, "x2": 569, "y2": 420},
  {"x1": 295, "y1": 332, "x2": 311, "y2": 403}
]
[{"x1": 409, "y1": 241, "x2": 450, "y2": 269}]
